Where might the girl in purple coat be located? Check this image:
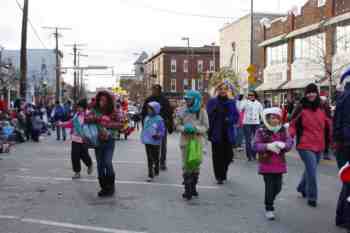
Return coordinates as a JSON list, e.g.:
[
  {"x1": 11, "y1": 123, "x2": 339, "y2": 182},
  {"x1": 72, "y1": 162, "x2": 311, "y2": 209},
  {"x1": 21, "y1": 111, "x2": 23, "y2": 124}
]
[{"x1": 254, "y1": 107, "x2": 293, "y2": 220}]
